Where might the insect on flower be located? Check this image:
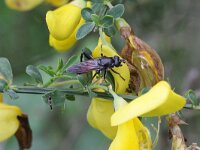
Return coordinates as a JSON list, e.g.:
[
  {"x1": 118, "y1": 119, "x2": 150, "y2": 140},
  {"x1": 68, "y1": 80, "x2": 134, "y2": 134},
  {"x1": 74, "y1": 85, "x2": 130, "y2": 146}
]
[{"x1": 67, "y1": 48, "x2": 126, "y2": 80}]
